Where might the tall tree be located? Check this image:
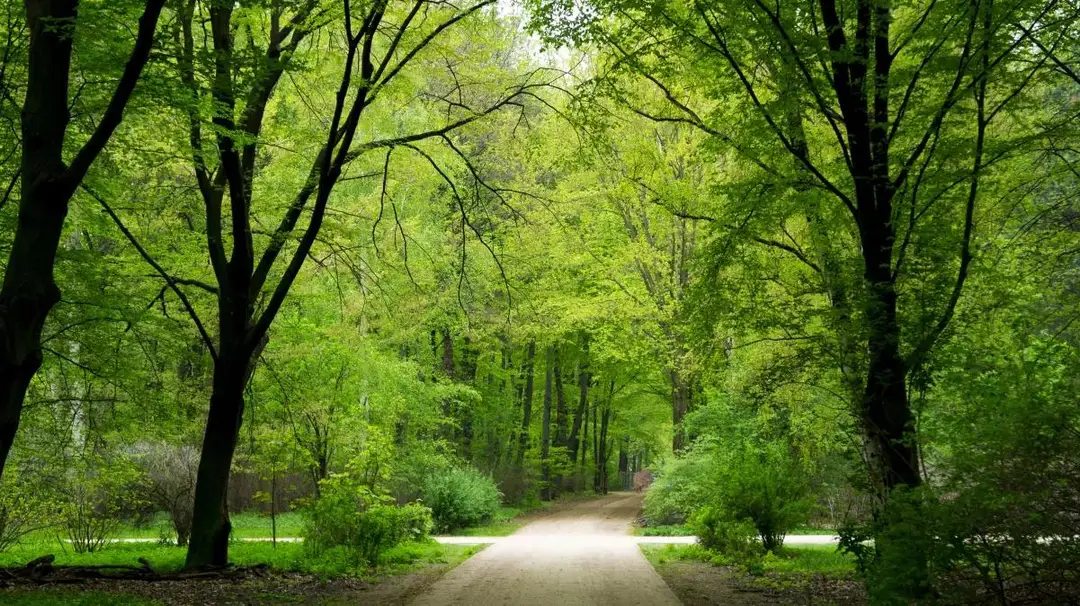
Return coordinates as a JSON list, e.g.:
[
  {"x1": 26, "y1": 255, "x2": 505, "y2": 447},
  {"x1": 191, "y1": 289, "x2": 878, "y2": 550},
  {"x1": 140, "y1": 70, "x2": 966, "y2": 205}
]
[
  {"x1": 0, "y1": 0, "x2": 165, "y2": 481},
  {"x1": 89, "y1": 0, "x2": 548, "y2": 567}
]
